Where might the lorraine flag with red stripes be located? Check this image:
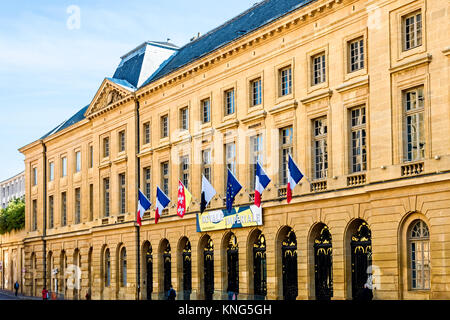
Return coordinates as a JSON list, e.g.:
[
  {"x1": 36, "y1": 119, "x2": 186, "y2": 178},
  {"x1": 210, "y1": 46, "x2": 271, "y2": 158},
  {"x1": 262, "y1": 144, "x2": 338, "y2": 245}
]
[{"x1": 177, "y1": 180, "x2": 192, "y2": 218}]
